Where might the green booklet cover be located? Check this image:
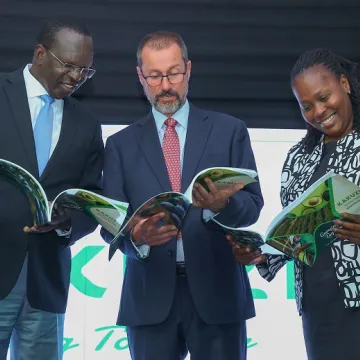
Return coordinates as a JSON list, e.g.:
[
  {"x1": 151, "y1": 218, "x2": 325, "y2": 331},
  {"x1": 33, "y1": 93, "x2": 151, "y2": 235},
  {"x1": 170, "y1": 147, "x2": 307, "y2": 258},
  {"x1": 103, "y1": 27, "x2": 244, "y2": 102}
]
[
  {"x1": 0, "y1": 158, "x2": 129, "y2": 235},
  {"x1": 108, "y1": 166, "x2": 259, "y2": 259},
  {"x1": 214, "y1": 172, "x2": 360, "y2": 266}
]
